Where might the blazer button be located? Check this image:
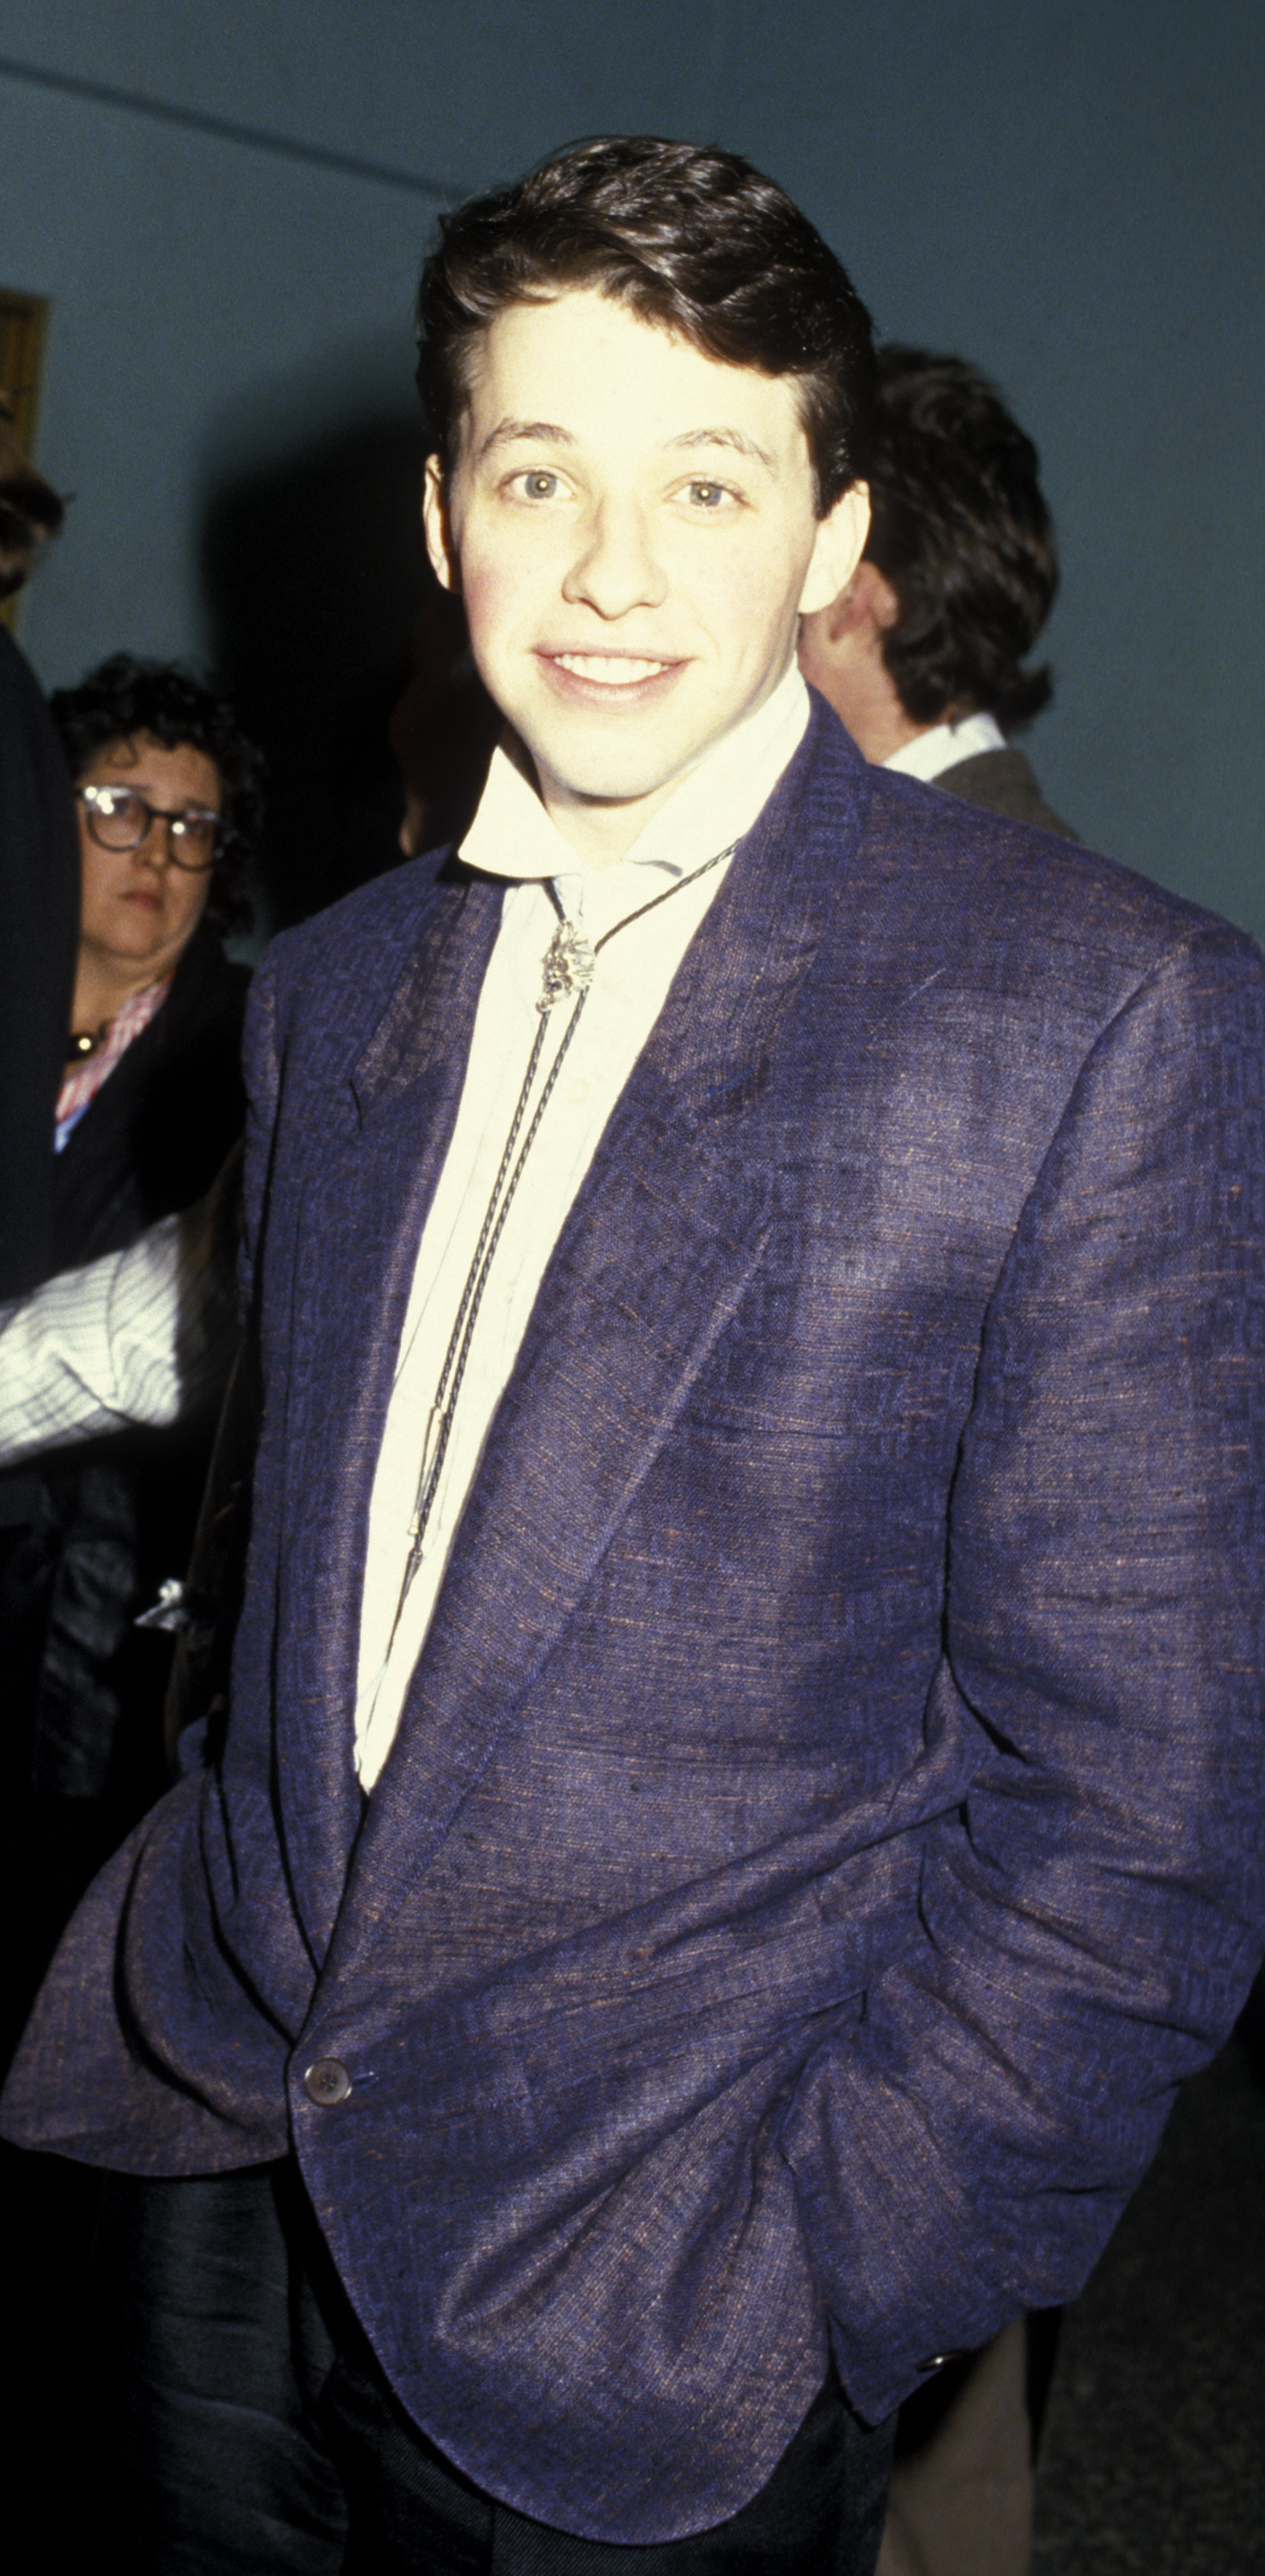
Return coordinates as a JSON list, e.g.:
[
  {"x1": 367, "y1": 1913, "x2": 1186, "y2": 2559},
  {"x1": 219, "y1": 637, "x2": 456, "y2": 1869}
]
[
  {"x1": 915, "y1": 2353, "x2": 961, "y2": 2373},
  {"x1": 303, "y1": 2057, "x2": 352, "y2": 2105}
]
